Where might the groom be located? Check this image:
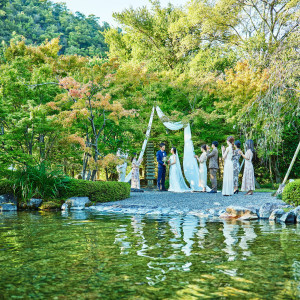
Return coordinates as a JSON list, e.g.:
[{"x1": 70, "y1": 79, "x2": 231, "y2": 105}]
[{"x1": 156, "y1": 142, "x2": 167, "y2": 191}]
